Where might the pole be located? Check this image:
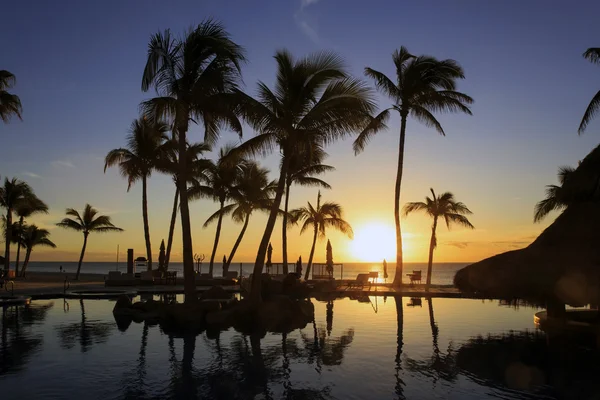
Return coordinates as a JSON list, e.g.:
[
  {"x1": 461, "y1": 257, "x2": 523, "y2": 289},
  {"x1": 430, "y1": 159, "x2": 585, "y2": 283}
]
[
  {"x1": 239, "y1": 262, "x2": 242, "y2": 278},
  {"x1": 116, "y1": 245, "x2": 119, "y2": 271}
]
